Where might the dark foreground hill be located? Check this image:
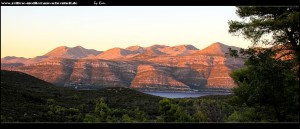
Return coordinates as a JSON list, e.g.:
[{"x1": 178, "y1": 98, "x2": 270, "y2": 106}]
[
  {"x1": 1, "y1": 70, "x2": 162, "y2": 122},
  {"x1": 2, "y1": 70, "x2": 296, "y2": 123}
]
